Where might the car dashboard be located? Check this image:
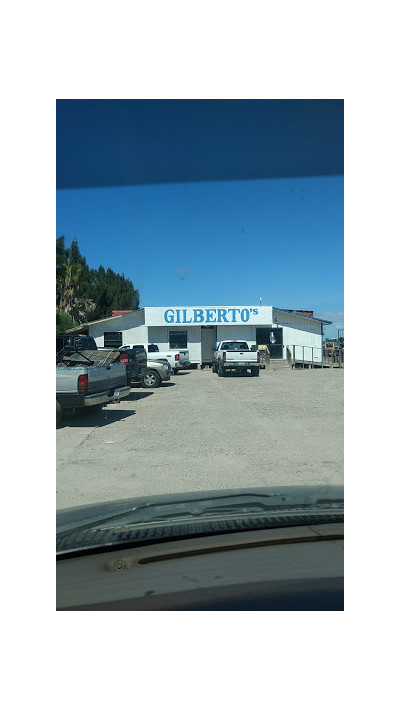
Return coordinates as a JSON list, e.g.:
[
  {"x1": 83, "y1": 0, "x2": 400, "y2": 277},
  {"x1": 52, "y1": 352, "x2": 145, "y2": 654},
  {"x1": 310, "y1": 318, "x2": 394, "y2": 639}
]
[{"x1": 57, "y1": 523, "x2": 344, "y2": 611}]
